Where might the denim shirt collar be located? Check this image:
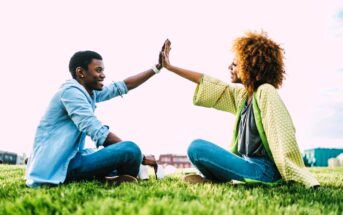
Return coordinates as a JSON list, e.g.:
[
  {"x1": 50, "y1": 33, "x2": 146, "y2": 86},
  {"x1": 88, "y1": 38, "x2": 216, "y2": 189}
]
[{"x1": 62, "y1": 79, "x2": 96, "y2": 109}]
